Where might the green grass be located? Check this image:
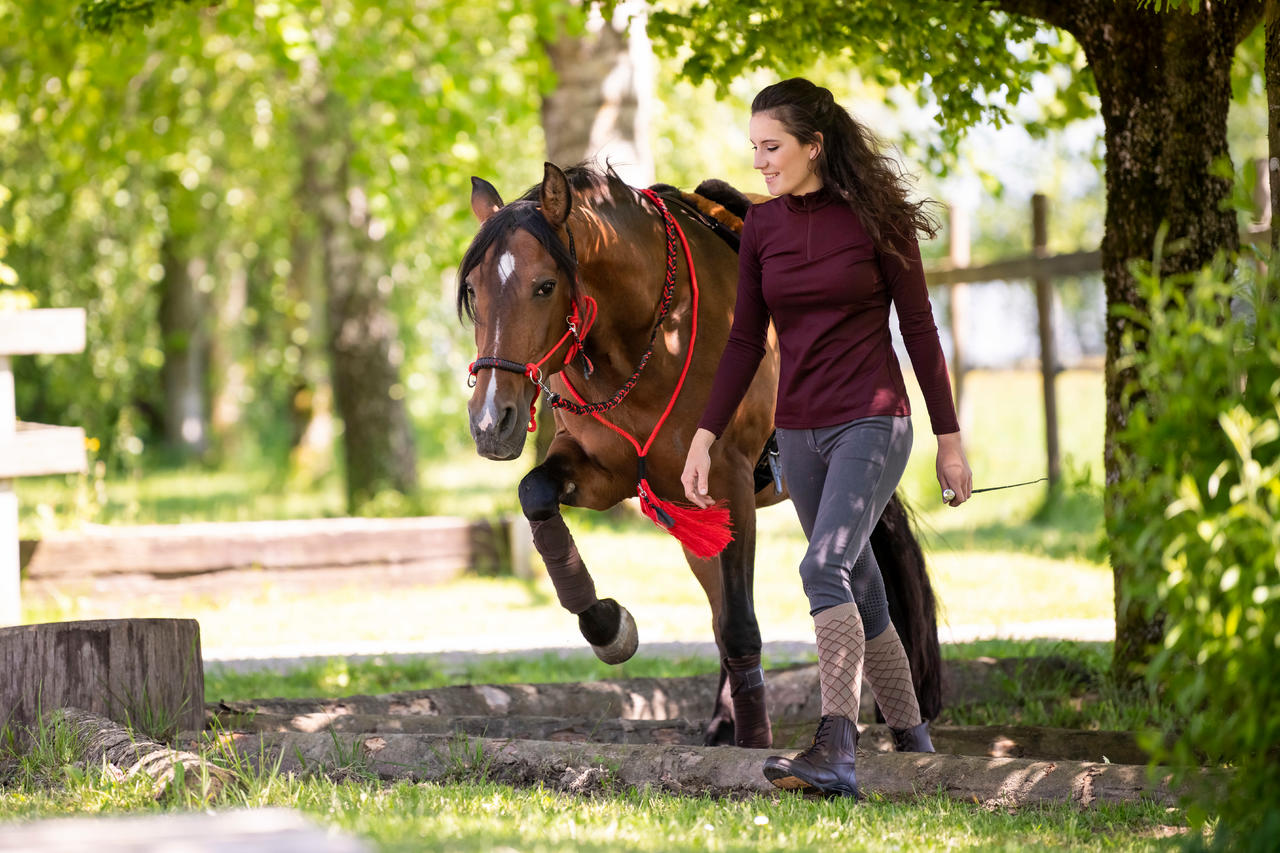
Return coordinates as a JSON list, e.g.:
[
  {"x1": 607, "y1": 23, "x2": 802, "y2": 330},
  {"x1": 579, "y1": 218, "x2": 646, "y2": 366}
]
[{"x1": 0, "y1": 746, "x2": 1191, "y2": 852}]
